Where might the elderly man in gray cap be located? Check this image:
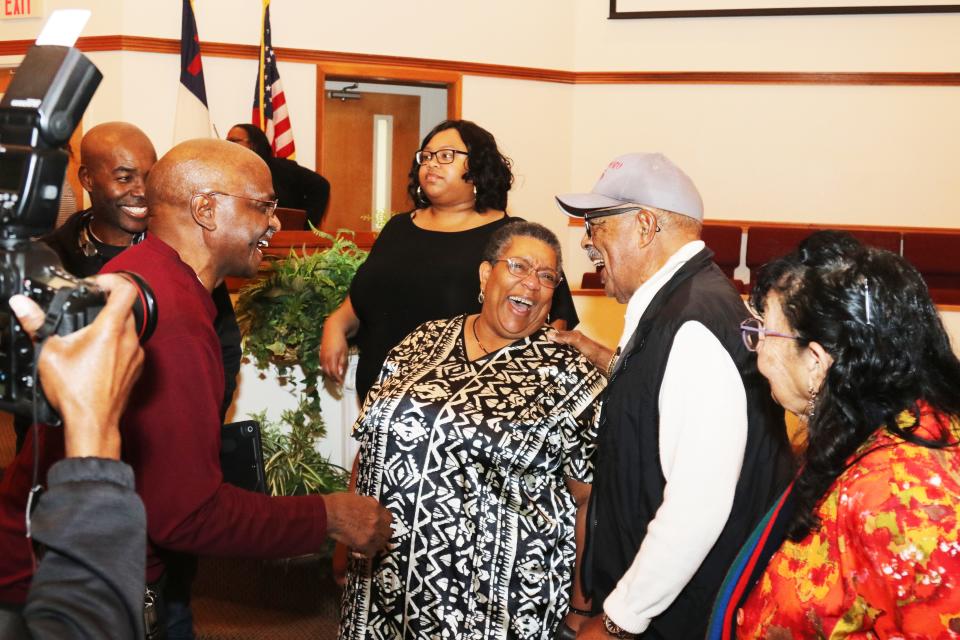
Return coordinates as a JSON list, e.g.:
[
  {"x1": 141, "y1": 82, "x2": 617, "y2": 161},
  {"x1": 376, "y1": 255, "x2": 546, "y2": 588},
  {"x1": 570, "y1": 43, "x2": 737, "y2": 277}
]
[{"x1": 551, "y1": 153, "x2": 791, "y2": 640}]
